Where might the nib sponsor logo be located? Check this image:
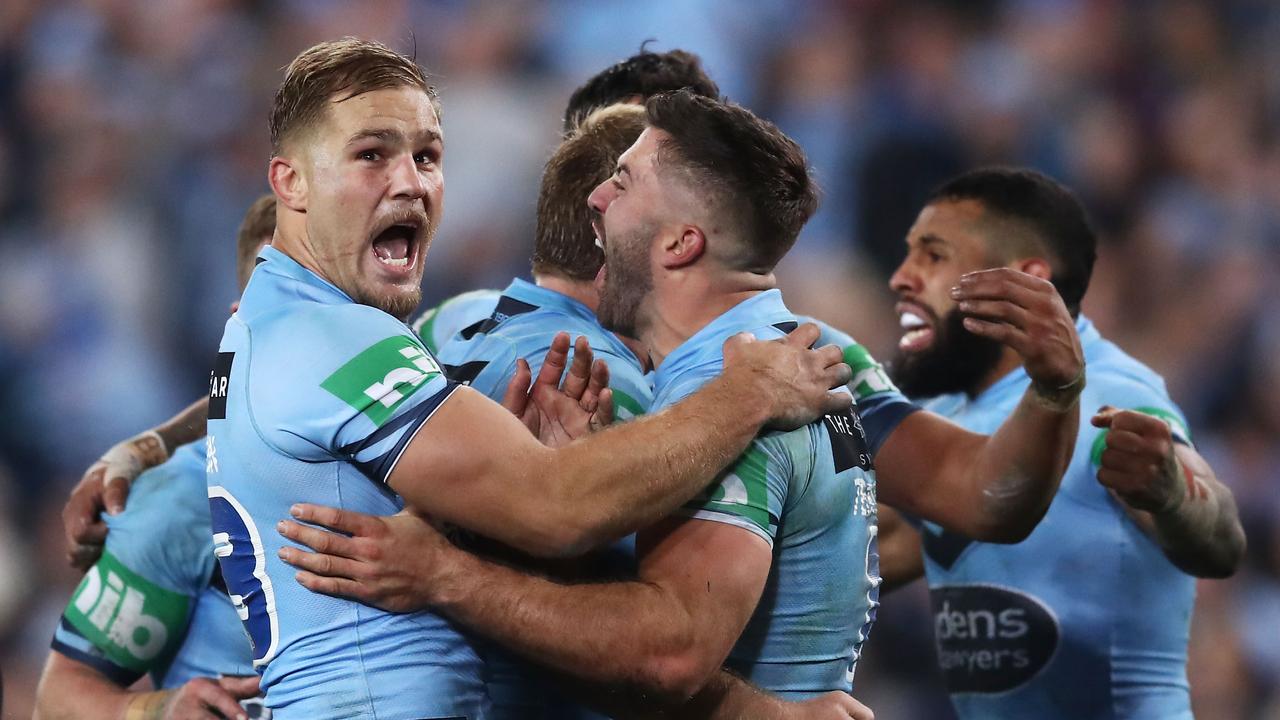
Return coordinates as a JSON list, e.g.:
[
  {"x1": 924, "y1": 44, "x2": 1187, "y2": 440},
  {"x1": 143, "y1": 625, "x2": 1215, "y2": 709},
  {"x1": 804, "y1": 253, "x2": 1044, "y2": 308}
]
[
  {"x1": 66, "y1": 552, "x2": 188, "y2": 671},
  {"x1": 930, "y1": 585, "x2": 1059, "y2": 694}
]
